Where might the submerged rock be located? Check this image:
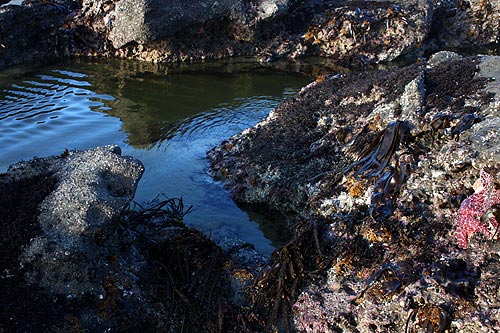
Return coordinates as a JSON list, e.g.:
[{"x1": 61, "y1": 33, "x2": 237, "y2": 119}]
[{"x1": 209, "y1": 53, "x2": 500, "y2": 332}]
